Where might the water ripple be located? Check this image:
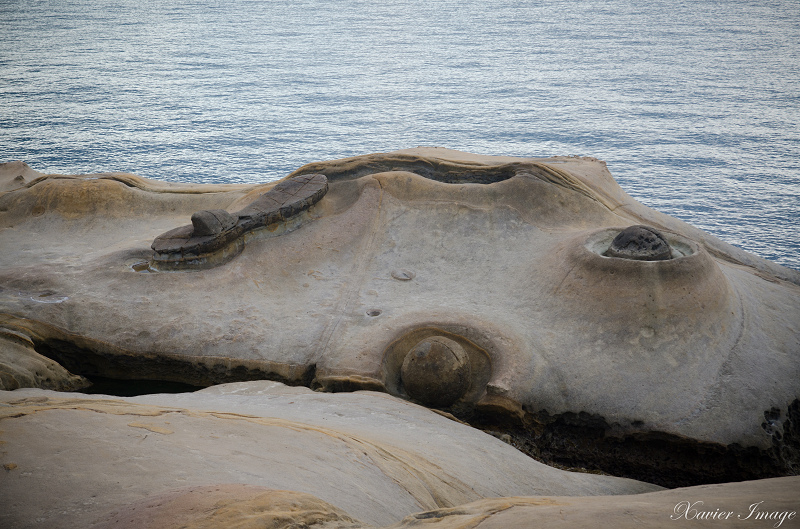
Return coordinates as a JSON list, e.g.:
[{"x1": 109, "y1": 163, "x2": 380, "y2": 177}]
[{"x1": 0, "y1": 0, "x2": 798, "y2": 269}]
